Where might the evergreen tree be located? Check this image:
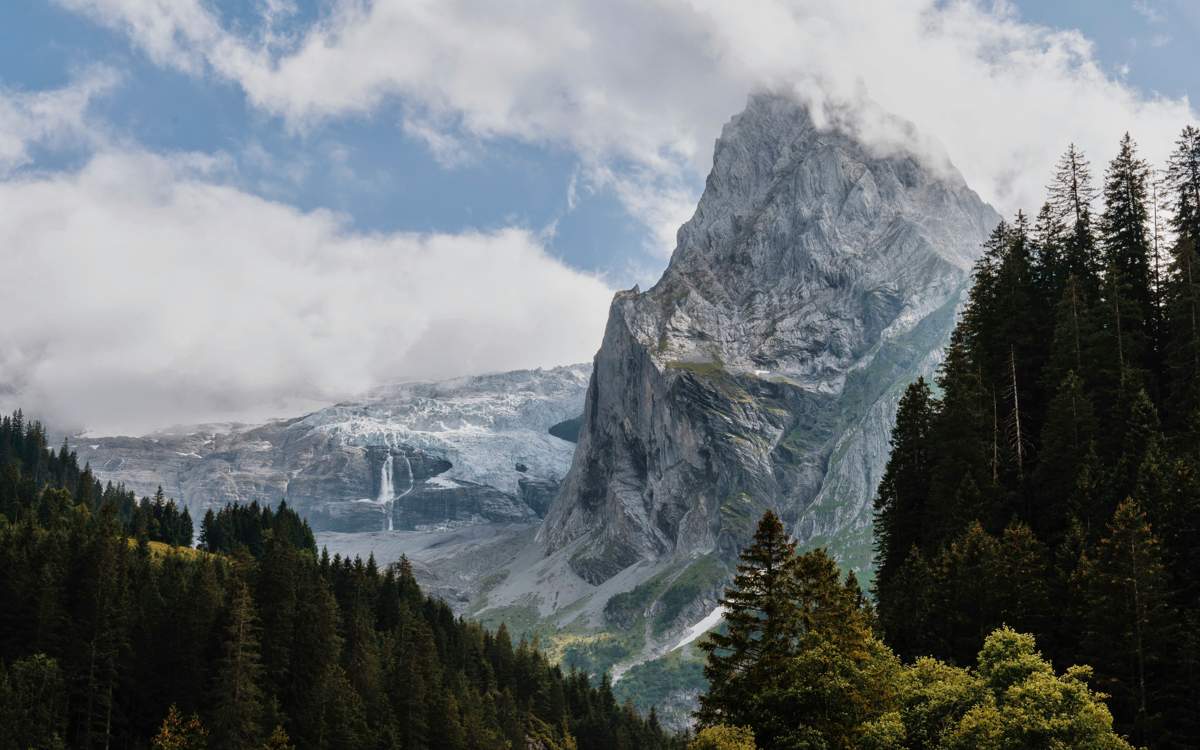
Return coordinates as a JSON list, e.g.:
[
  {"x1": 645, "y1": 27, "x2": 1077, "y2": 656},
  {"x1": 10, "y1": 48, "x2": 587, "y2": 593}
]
[
  {"x1": 152, "y1": 705, "x2": 209, "y2": 750},
  {"x1": 755, "y1": 561, "x2": 899, "y2": 750},
  {"x1": 1163, "y1": 126, "x2": 1200, "y2": 426},
  {"x1": 873, "y1": 378, "x2": 936, "y2": 591},
  {"x1": 1099, "y1": 133, "x2": 1155, "y2": 383},
  {"x1": 0, "y1": 653, "x2": 68, "y2": 750},
  {"x1": 1047, "y1": 144, "x2": 1102, "y2": 295},
  {"x1": 697, "y1": 511, "x2": 800, "y2": 730},
  {"x1": 992, "y1": 522, "x2": 1051, "y2": 641},
  {"x1": 210, "y1": 581, "x2": 265, "y2": 749},
  {"x1": 1031, "y1": 372, "x2": 1097, "y2": 542},
  {"x1": 926, "y1": 330, "x2": 991, "y2": 543},
  {"x1": 1078, "y1": 499, "x2": 1175, "y2": 745}
]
